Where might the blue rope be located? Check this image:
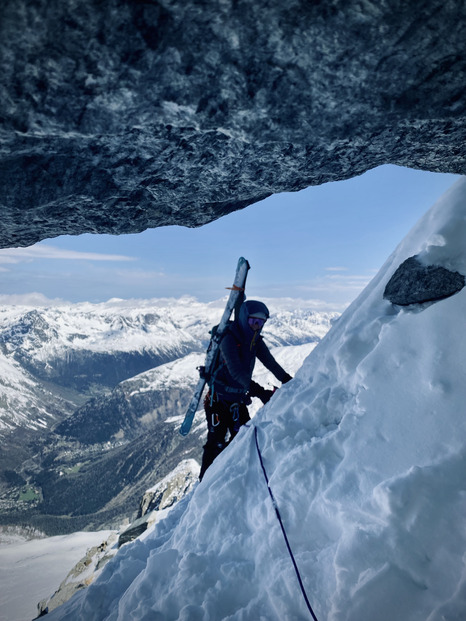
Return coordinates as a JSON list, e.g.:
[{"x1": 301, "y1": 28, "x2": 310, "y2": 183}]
[{"x1": 253, "y1": 425, "x2": 319, "y2": 621}]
